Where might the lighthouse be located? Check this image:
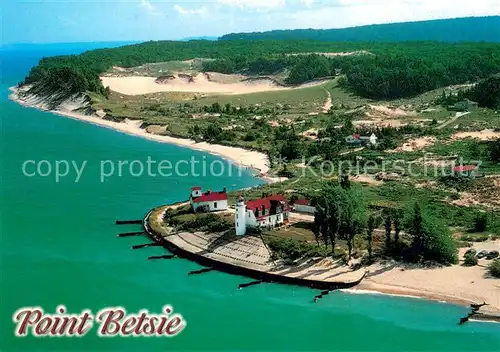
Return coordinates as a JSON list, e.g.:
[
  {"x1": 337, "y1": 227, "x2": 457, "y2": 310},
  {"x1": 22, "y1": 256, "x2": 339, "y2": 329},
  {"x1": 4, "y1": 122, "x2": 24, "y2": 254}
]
[{"x1": 235, "y1": 195, "x2": 247, "y2": 236}]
